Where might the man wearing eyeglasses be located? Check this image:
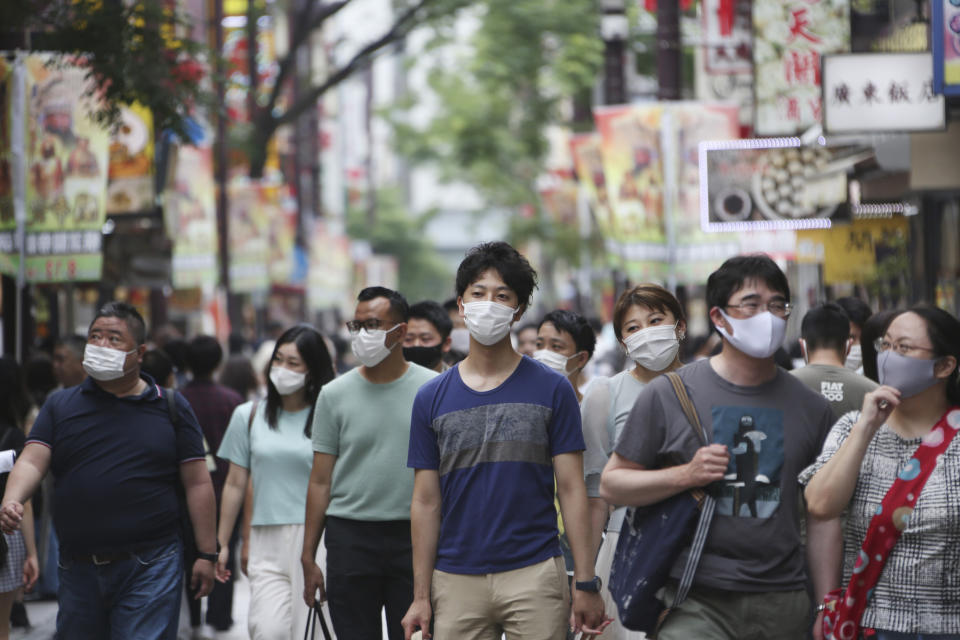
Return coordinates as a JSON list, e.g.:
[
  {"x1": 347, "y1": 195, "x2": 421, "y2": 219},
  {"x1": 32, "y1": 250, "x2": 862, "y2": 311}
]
[
  {"x1": 601, "y1": 255, "x2": 841, "y2": 640},
  {"x1": 301, "y1": 287, "x2": 437, "y2": 640}
]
